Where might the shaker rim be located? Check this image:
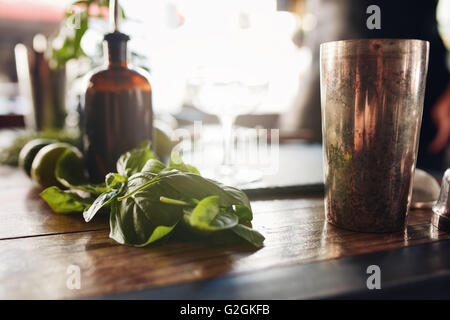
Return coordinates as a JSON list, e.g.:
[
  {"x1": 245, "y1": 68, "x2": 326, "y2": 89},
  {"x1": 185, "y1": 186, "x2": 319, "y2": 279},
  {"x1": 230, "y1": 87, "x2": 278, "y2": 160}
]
[{"x1": 320, "y1": 38, "x2": 429, "y2": 57}]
